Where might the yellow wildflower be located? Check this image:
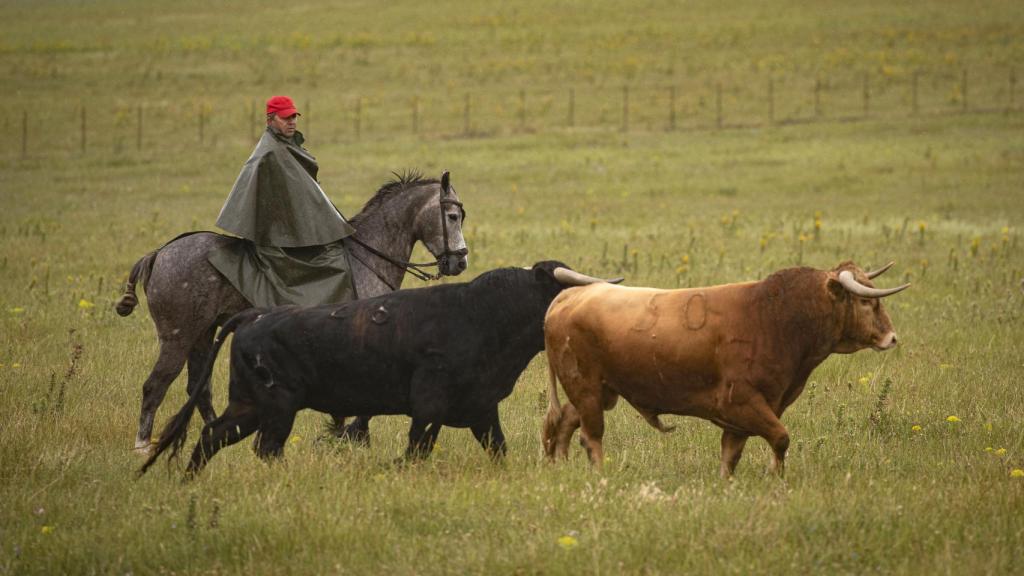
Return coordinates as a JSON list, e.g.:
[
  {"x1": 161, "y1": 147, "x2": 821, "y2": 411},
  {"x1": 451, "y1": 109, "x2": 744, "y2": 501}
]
[
  {"x1": 78, "y1": 299, "x2": 95, "y2": 309},
  {"x1": 11, "y1": 363, "x2": 20, "y2": 369},
  {"x1": 557, "y1": 535, "x2": 579, "y2": 550},
  {"x1": 289, "y1": 435, "x2": 302, "y2": 445},
  {"x1": 40, "y1": 526, "x2": 54, "y2": 534},
  {"x1": 939, "y1": 364, "x2": 953, "y2": 370},
  {"x1": 911, "y1": 425, "x2": 922, "y2": 432},
  {"x1": 995, "y1": 448, "x2": 1007, "y2": 456},
  {"x1": 985, "y1": 447, "x2": 993, "y2": 452},
  {"x1": 858, "y1": 376, "x2": 870, "y2": 386},
  {"x1": 946, "y1": 415, "x2": 960, "y2": 423},
  {"x1": 9, "y1": 307, "x2": 25, "y2": 314},
  {"x1": 1011, "y1": 469, "x2": 1024, "y2": 478}
]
